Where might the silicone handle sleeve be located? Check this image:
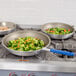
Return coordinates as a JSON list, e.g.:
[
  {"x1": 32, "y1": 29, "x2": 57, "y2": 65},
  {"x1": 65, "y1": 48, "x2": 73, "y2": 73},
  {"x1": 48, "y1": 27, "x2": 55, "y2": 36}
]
[{"x1": 50, "y1": 49, "x2": 75, "y2": 56}]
